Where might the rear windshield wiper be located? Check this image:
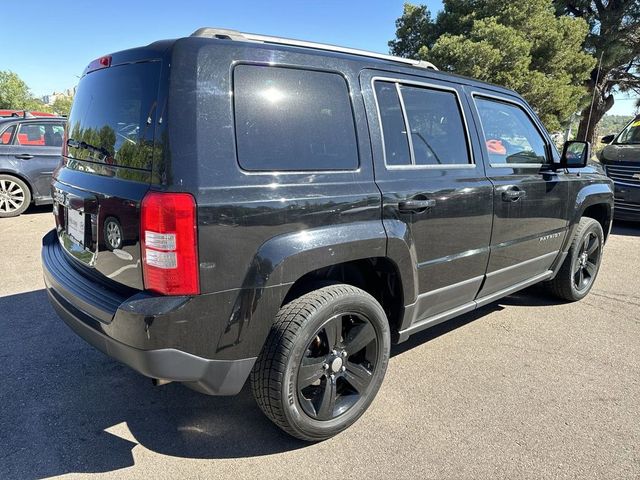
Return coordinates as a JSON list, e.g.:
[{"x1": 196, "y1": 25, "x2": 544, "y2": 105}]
[{"x1": 67, "y1": 138, "x2": 111, "y2": 158}]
